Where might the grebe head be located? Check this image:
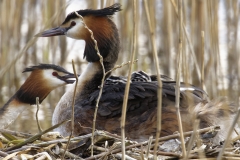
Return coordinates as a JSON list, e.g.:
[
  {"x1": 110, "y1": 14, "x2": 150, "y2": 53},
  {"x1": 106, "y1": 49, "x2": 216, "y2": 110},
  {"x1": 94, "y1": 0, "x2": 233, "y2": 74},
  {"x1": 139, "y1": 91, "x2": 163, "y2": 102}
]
[
  {"x1": 36, "y1": 3, "x2": 121, "y2": 64},
  {"x1": 0, "y1": 64, "x2": 76, "y2": 129},
  {"x1": 17, "y1": 64, "x2": 76, "y2": 104},
  {"x1": 23, "y1": 63, "x2": 76, "y2": 88}
]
